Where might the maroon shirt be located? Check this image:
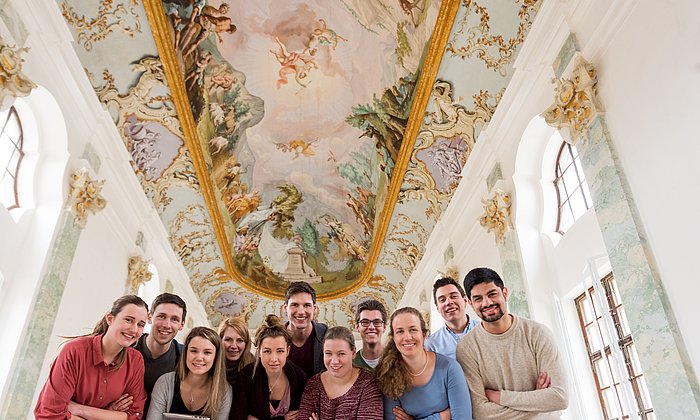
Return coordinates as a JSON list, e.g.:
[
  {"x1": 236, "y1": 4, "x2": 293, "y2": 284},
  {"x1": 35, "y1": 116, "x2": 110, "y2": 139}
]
[
  {"x1": 297, "y1": 368, "x2": 383, "y2": 419},
  {"x1": 34, "y1": 334, "x2": 146, "y2": 419},
  {"x1": 289, "y1": 328, "x2": 316, "y2": 378}
]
